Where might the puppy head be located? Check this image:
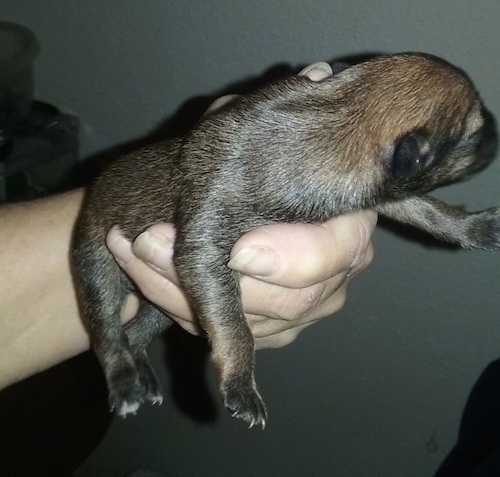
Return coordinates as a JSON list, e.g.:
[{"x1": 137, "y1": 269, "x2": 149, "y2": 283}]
[
  {"x1": 319, "y1": 53, "x2": 498, "y2": 201},
  {"x1": 387, "y1": 105, "x2": 496, "y2": 192},
  {"x1": 192, "y1": 53, "x2": 496, "y2": 213}
]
